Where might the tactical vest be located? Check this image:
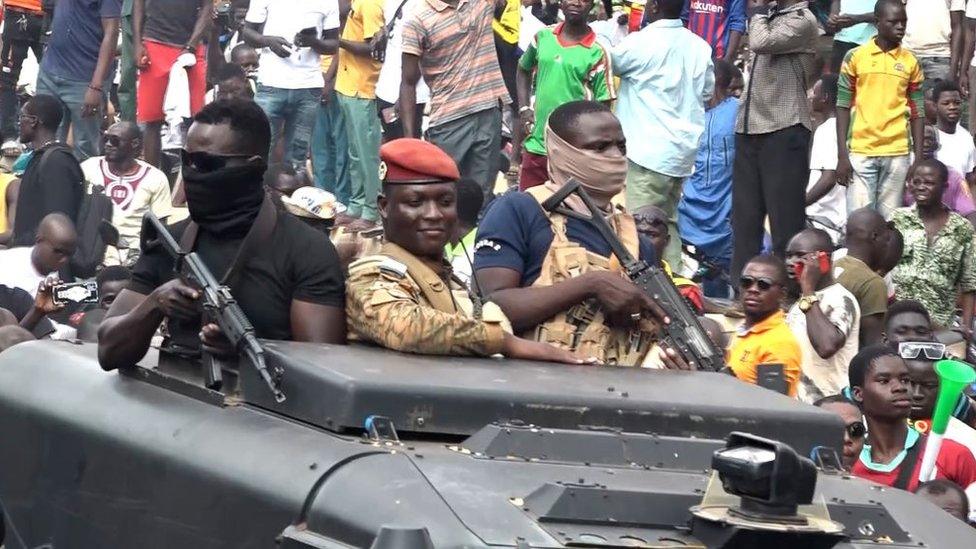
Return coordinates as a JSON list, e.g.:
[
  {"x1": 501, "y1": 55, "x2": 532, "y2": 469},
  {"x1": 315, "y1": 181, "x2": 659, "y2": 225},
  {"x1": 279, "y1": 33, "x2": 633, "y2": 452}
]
[
  {"x1": 349, "y1": 242, "x2": 511, "y2": 333},
  {"x1": 523, "y1": 187, "x2": 655, "y2": 366}
]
